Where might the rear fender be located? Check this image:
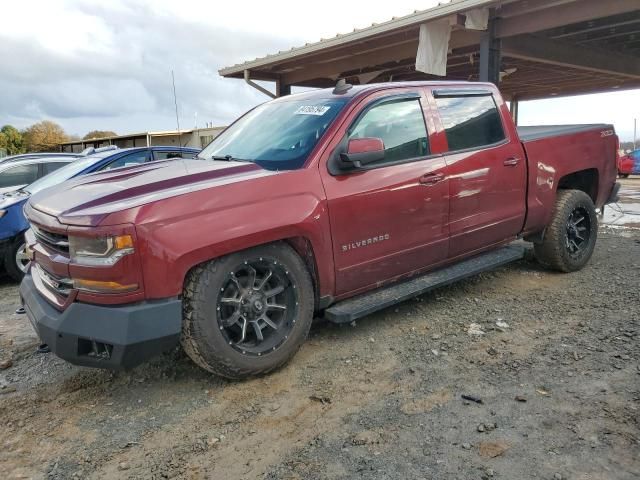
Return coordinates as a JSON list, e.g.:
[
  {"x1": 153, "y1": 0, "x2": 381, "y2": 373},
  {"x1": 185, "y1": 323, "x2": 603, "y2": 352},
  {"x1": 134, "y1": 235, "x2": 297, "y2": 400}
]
[{"x1": 521, "y1": 128, "x2": 616, "y2": 235}]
